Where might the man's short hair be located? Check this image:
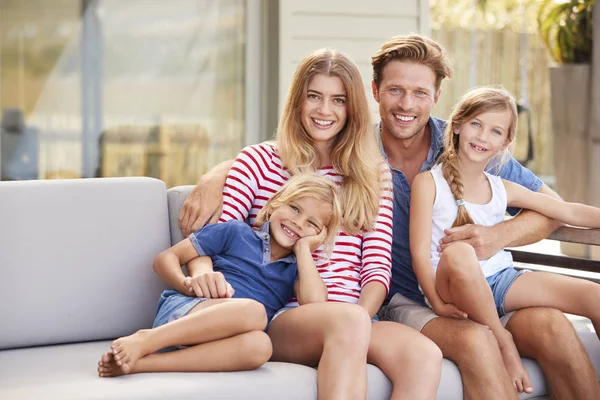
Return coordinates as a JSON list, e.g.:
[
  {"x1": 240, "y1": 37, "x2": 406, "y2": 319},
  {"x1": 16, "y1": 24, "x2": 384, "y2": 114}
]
[{"x1": 371, "y1": 34, "x2": 453, "y2": 91}]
